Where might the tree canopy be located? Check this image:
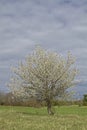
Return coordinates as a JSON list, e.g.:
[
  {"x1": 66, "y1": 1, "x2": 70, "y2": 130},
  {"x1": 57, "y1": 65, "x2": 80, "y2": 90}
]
[{"x1": 8, "y1": 46, "x2": 78, "y2": 114}]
